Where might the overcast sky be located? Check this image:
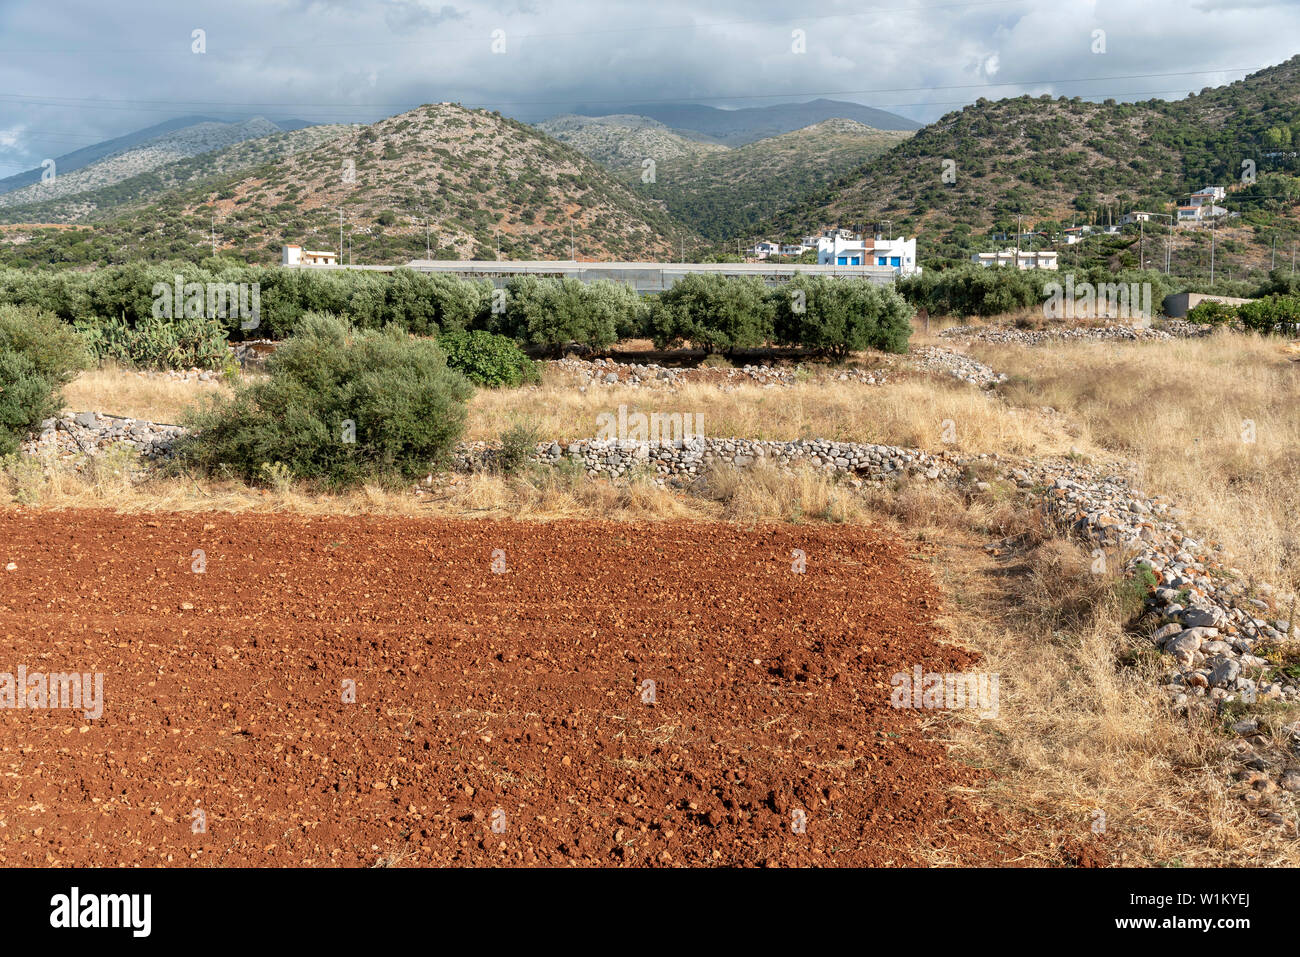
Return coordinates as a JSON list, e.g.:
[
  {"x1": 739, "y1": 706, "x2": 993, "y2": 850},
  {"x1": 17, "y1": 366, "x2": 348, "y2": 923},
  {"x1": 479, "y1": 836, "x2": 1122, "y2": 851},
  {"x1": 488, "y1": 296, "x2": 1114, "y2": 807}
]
[{"x1": 0, "y1": 0, "x2": 1298, "y2": 174}]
